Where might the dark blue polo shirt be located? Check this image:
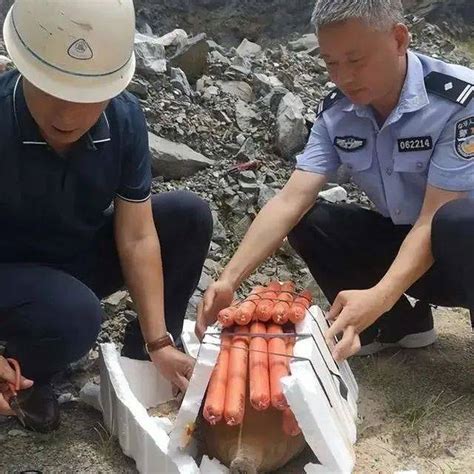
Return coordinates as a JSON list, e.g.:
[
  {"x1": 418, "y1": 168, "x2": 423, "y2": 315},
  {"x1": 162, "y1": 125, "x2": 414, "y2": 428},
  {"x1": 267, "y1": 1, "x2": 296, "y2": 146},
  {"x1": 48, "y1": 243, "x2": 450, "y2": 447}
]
[{"x1": 0, "y1": 70, "x2": 152, "y2": 264}]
